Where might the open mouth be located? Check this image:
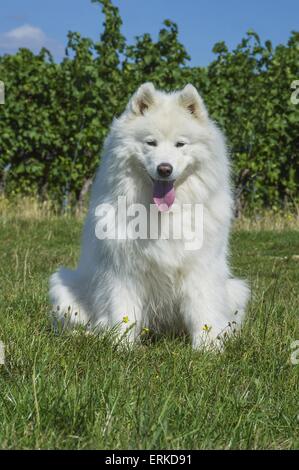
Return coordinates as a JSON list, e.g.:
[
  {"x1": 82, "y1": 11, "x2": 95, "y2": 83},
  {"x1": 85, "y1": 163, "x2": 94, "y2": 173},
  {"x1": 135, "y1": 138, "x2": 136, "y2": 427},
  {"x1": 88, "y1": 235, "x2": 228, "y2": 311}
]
[{"x1": 152, "y1": 179, "x2": 176, "y2": 212}]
